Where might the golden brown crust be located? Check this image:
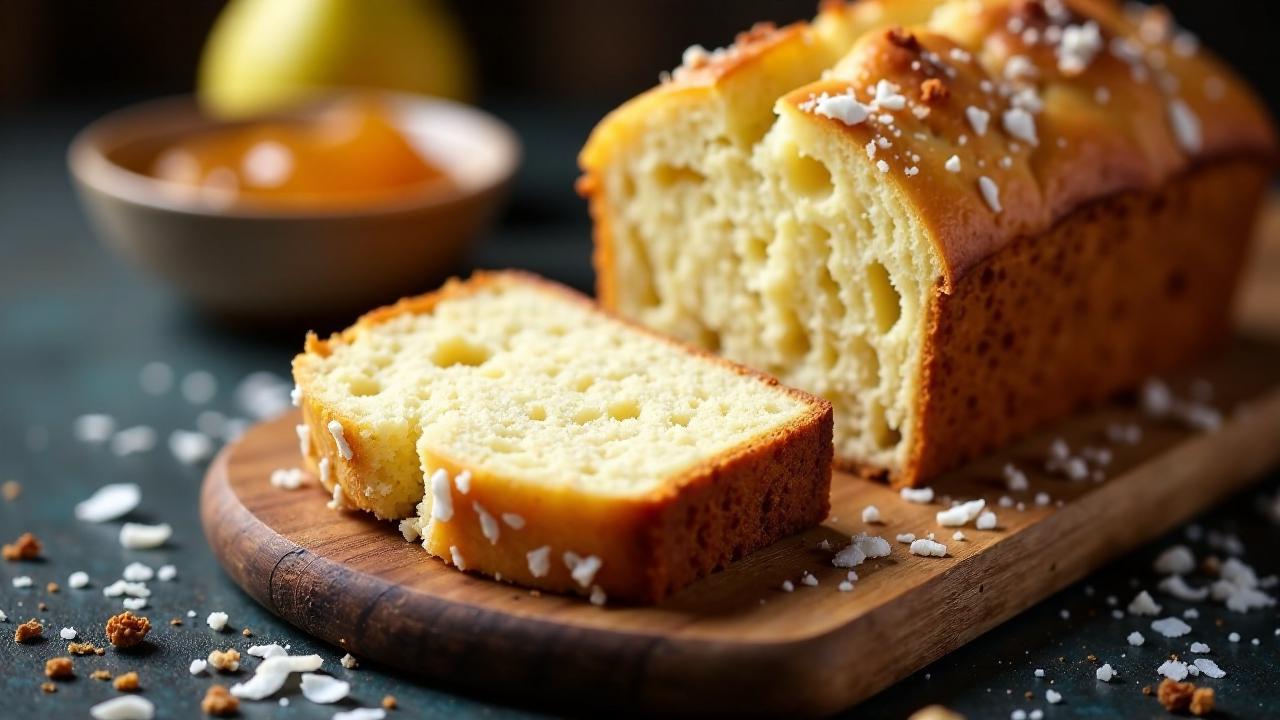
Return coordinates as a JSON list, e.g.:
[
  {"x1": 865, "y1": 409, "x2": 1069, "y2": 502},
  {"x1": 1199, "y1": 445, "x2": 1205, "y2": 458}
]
[
  {"x1": 295, "y1": 271, "x2": 833, "y2": 602},
  {"x1": 781, "y1": 3, "x2": 1275, "y2": 287},
  {"x1": 899, "y1": 157, "x2": 1268, "y2": 485}
]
